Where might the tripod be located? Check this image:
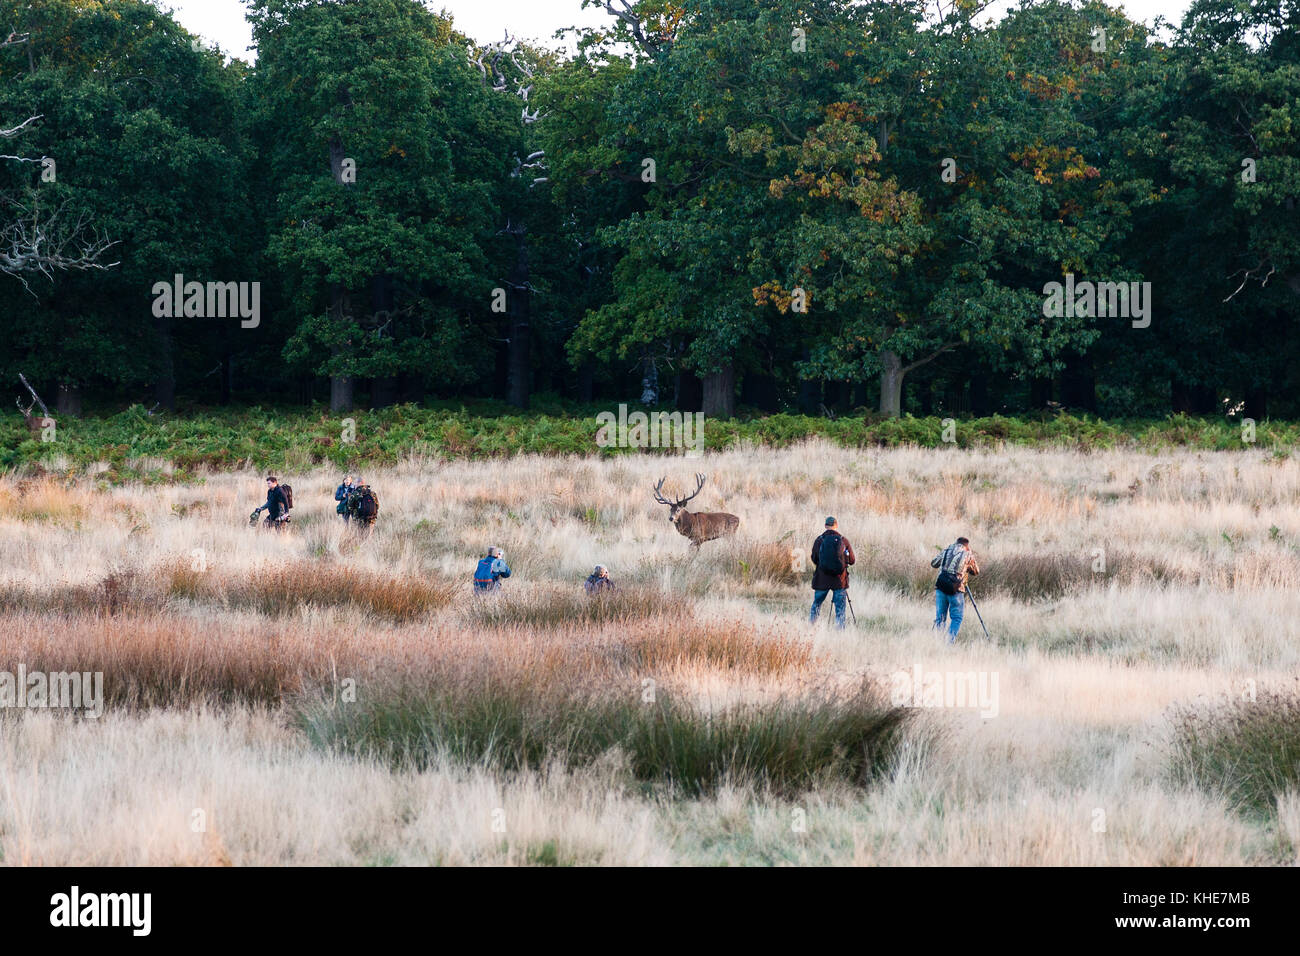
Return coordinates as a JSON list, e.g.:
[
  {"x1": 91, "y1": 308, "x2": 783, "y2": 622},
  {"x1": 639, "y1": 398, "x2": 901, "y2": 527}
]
[{"x1": 964, "y1": 585, "x2": 991, "y2": 642}]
